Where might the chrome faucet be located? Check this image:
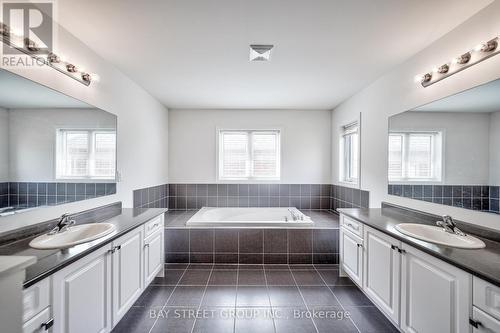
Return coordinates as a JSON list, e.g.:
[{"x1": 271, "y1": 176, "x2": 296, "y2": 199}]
[
  {"x1": 288, "y1": 208, "x2": 299, "y2": 221},
  {"x1": 49, "y1": 213, "x2": 75, "y2": 234},
  {"x1": 436, "y1": 215, "x2": 466, "y2": 236}
]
